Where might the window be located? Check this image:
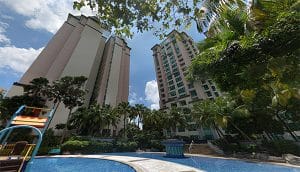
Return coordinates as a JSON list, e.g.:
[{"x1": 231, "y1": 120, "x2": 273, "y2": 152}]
[
  {"x1": 177, "y1": 82, "x2": 184, "y2": 87},
  {"x1": 201, "y1": 80, "x2": 206, "y2": 84},
  {"x1": 188, "y1": 83, "x2": 194, "y2": 89},
  {"x1": 174, "y1": 72, "x2": 180, "y2": 77},
  {"x1": 168, "y1": 80, "x2": 174, "y2": 85},
  {"x1": 203, "y1": 85, "x2": 209, "y2": 90},
  {"x1": 190, "y1": 90, "x2": 197, "y2": 97},
  {"x1": 173, "y1": 68, "x2": 178, "y2": 73},
  {"x1": 175, "y1": 77, "x2": 182, "y2": 82},
  {"x1": 206, "y1": 91, "x2": 212, "y2": 97},
  {"x1": 169, "y1": 85, "x2": 175, "y2": 91},
  {"x1": 171, "y1": 103, "x2": 177, "y2": 107},
  {"x1": 162, "y1": 94, "x2": 165, "y2": 97},
  {"x1": 169, "y1": 91, "x2": 176, "y2": 97},
  {"x1": 211, "y1": 86, "x2": 216, "y2": 91},
  {"x1": 178, "y1": 87, "x2": 185, "y2": 94},
  {"x1": 172, "y1": 64, "x2": 177, "y2": 69},
  {"x1": 178, "y1": 126, "x2": 185, "y2": 132},
  {"x1": 180, "y1": 100, "x2": 187, "y2": 106},
  {"x1": 188, "y1": 124, "x2": 198, "y2": 131},
  {"x1": 167, "y1": 75, "x2": 172, "y2": 80},
  {"x1": 160, "y1": 88, "x2": 164, "y2": 92},
  {"x1": 214, "y1": 92, "x2": 219, "y2": 97}
]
